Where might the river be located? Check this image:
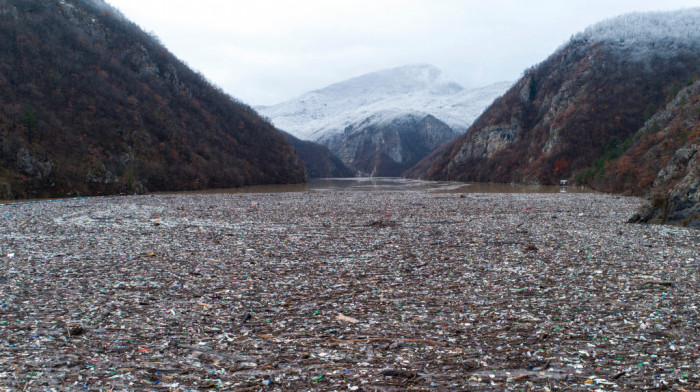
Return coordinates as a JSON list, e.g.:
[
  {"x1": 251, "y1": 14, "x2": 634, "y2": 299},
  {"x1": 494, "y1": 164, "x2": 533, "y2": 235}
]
[
  {"x1": 0, "y1": 178, "x2": 594, "y2": 204},
  {"x1": 194, "y1": 177, "x2": 595, "y2": 194}
]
